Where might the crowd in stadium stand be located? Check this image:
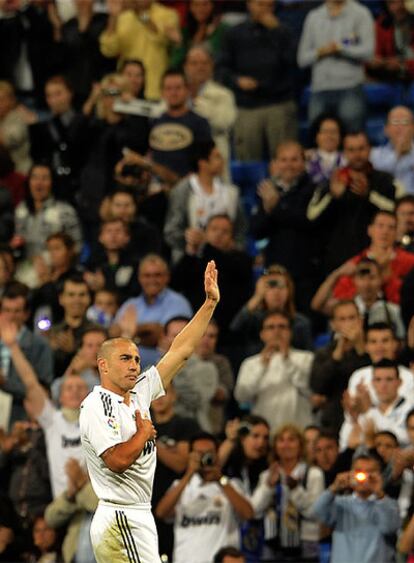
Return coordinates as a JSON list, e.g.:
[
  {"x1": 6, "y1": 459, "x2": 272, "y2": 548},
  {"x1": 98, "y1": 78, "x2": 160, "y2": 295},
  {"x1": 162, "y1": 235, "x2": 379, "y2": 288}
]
[{"x1": 1, "y1": 0, "x2": 414, "y2": 561}]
